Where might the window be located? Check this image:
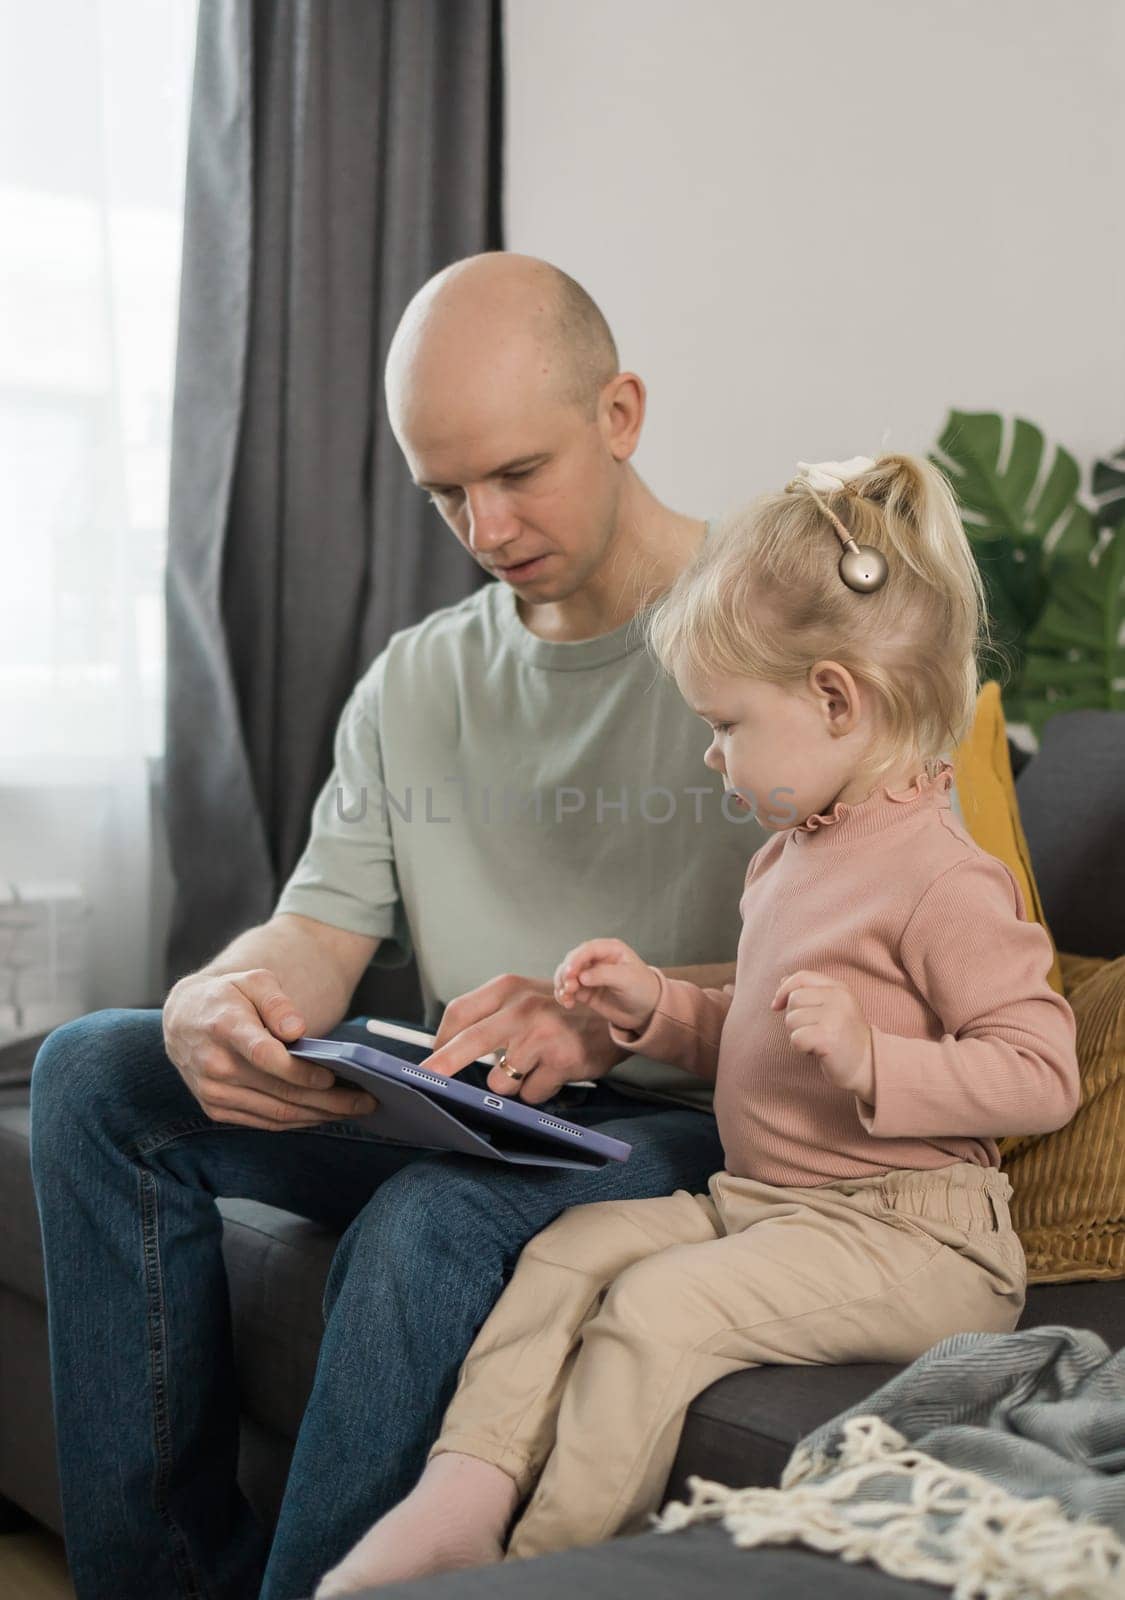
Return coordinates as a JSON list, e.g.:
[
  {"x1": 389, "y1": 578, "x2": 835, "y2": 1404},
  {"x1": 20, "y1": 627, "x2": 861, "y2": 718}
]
[
  {"x1": 0, "y1": 0, "x2": 198, "y2": 775},
  {"x1": 0, "y1": 1, "x2": 198, "y2": 1032}
]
